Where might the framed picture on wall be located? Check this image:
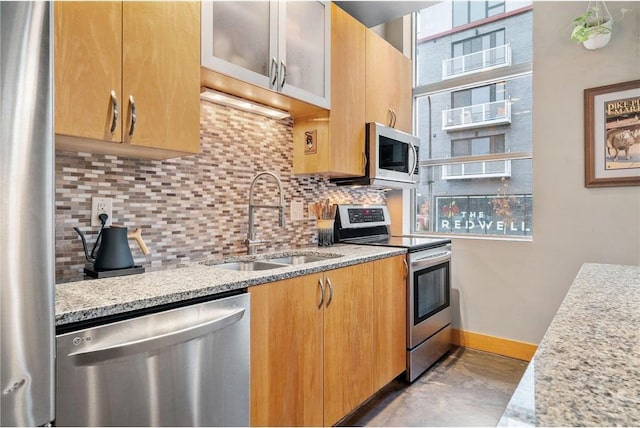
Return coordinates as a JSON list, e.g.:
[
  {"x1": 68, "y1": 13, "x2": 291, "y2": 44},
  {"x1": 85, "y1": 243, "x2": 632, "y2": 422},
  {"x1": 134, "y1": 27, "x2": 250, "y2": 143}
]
[{"x1": 584, "y1": 79, "x2": 640, "y2": 187}]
